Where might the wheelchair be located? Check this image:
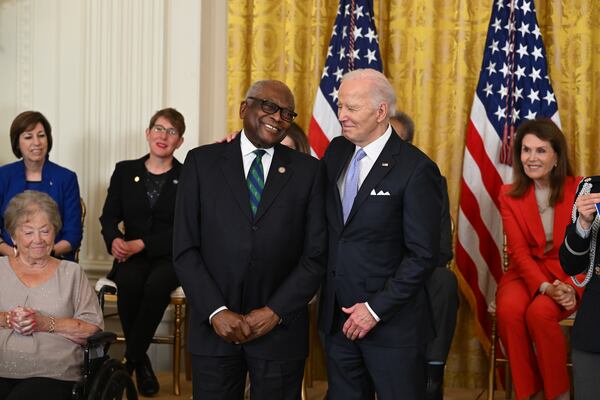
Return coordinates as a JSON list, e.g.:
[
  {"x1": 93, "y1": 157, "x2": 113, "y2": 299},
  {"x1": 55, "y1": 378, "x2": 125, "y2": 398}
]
[{"x1": 70, "y1": 286, "x2": 138, "y2": 400}]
